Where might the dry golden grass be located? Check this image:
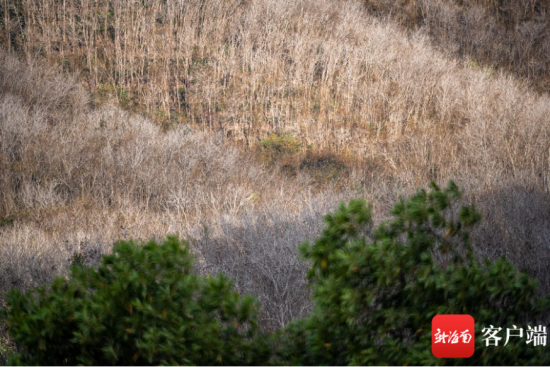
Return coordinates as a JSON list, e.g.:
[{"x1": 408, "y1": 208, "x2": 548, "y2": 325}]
[{"x1": 1, "y1": 0, "x2": 550, "y2": 330}]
